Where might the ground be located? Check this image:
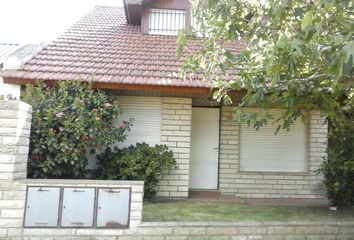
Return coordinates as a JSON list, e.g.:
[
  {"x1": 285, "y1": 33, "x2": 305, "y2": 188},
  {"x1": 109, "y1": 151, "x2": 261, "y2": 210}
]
[{"x1": 143, "y1": 197, "x2": 354, "y2": 222}]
